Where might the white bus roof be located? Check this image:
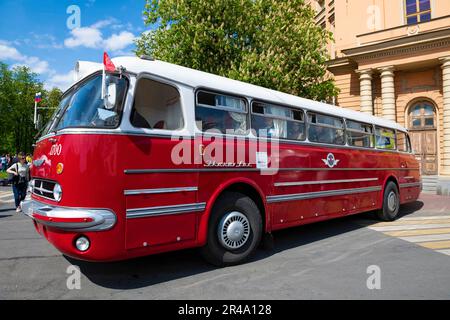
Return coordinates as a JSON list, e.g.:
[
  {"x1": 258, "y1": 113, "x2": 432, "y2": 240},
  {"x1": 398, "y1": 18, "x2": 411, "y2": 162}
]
[{"x1": 81, "y1": 56, "x2": 407, "y2": 132}]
